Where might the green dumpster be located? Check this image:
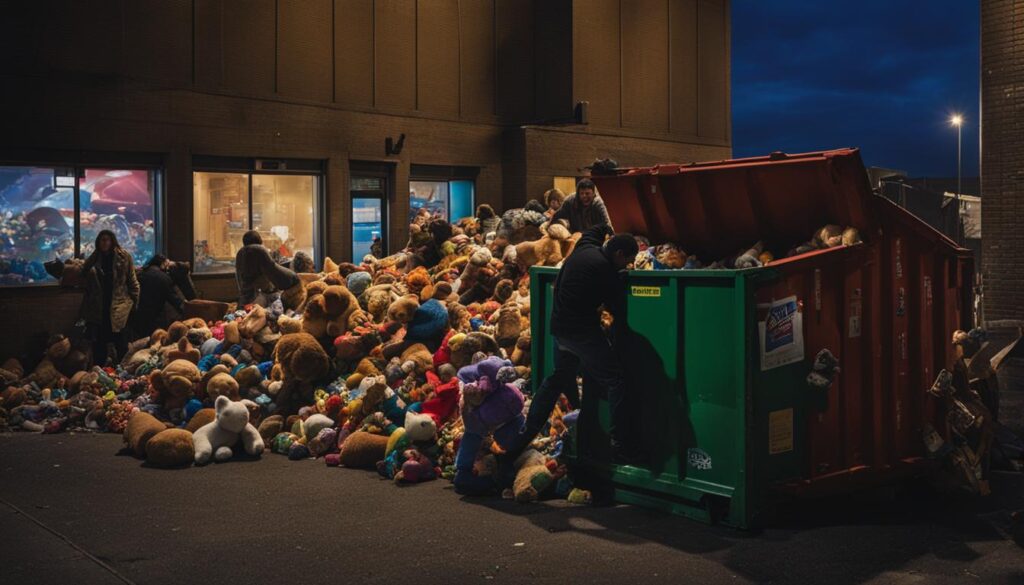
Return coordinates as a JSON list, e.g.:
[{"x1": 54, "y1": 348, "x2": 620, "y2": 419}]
[{"x1": 530, "y1": 266, "x2": 789, "y2": 528}]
